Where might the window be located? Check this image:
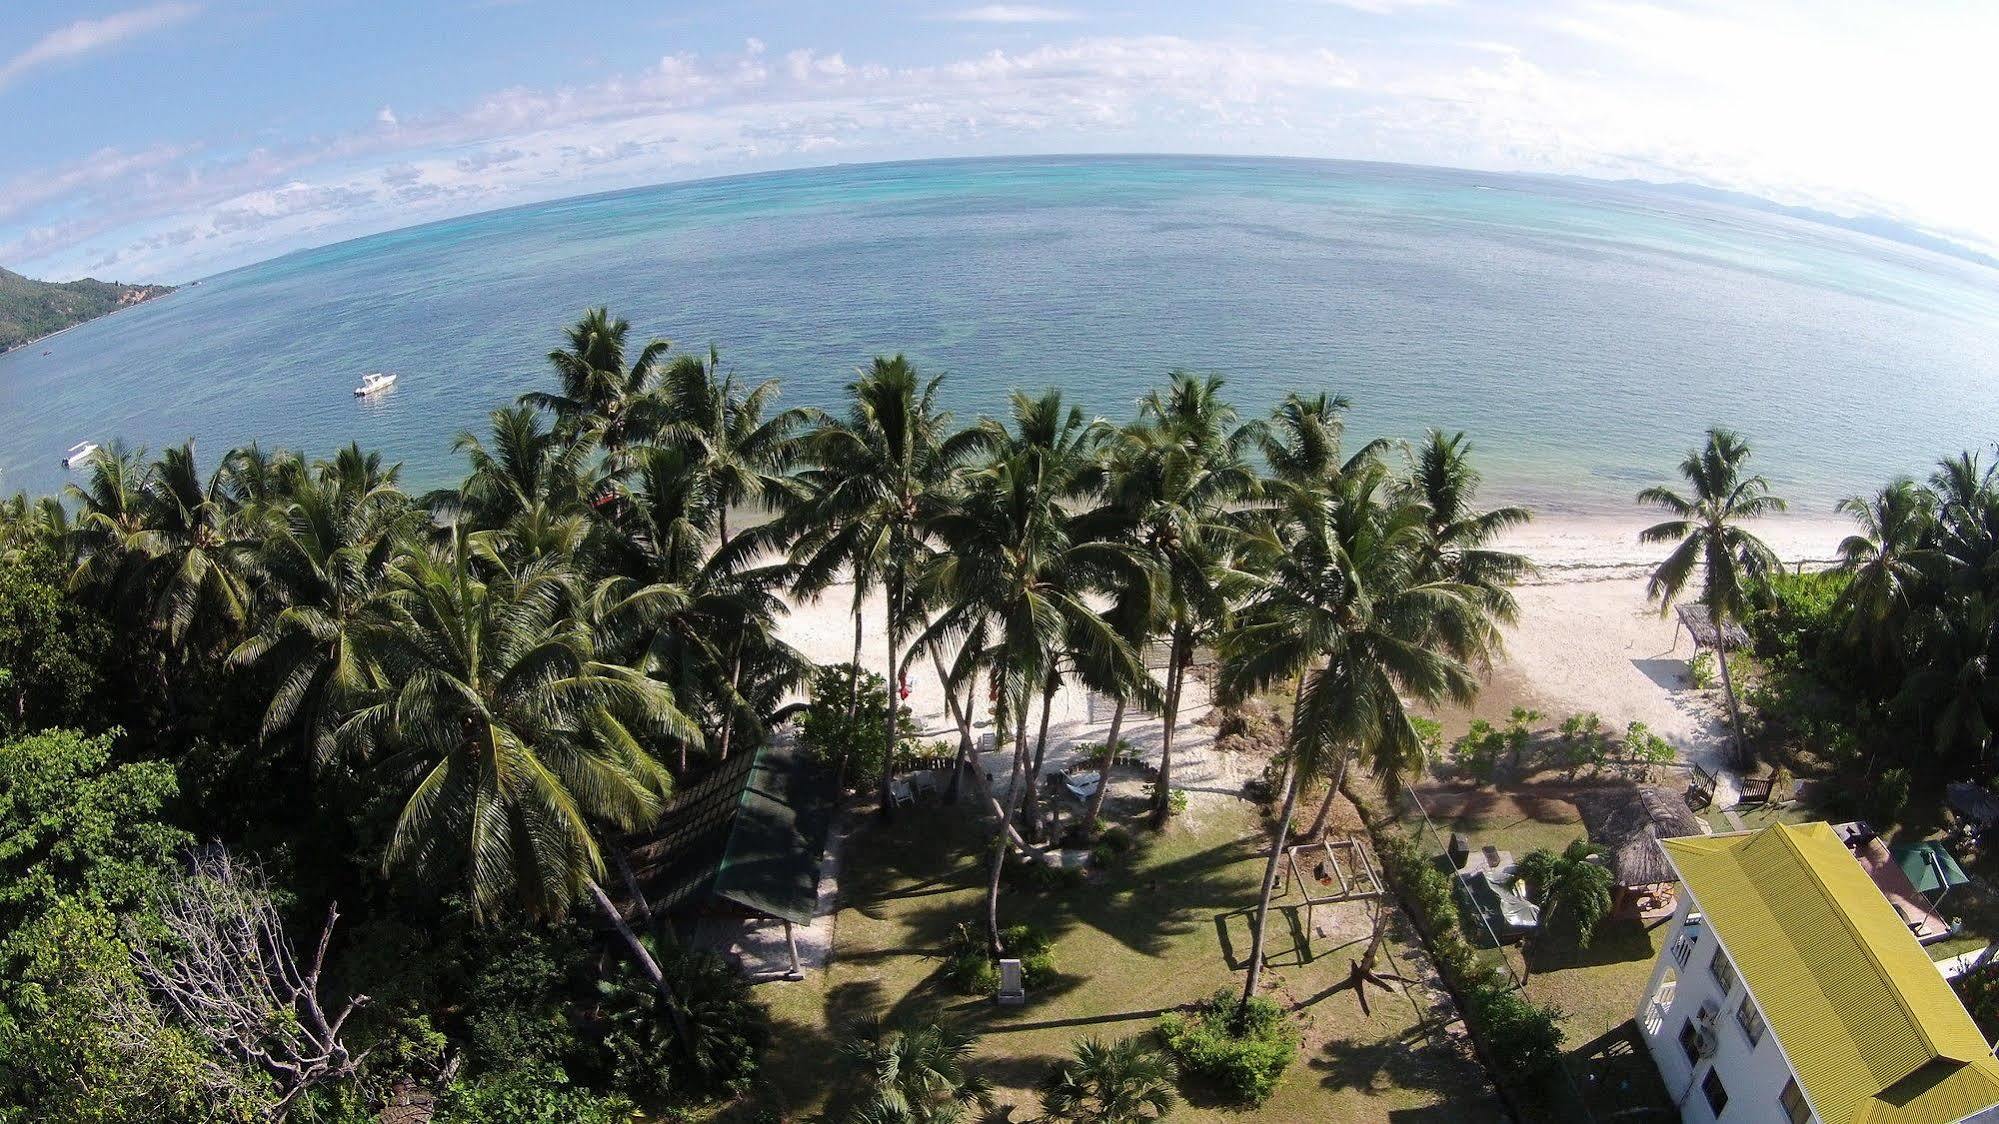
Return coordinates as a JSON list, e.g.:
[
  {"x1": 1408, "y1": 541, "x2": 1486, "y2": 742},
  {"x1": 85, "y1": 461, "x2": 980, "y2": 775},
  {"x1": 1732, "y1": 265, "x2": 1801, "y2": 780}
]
[
  {"x1": 1780, "y1": 1077, "x2": 1812, "y2": 1124},
  {"x1": 1702, "y1": 1069, "x2": 1729, "y2": 1117},
  {"x1": 1709, "y1": 946, "x2": 1738, "y2": 994},
  {"x1": 1736, "y1": 994, "x2": 1766, "y2": 1047},
  {"x1": 1679, "y1": 1019, "x2": 1703, "y2": 1064}
]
